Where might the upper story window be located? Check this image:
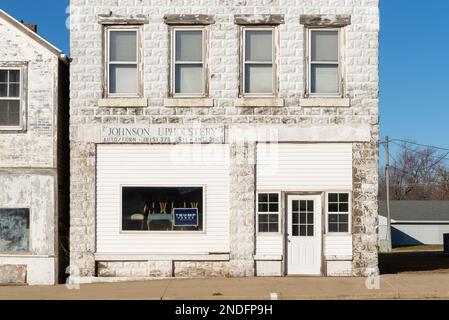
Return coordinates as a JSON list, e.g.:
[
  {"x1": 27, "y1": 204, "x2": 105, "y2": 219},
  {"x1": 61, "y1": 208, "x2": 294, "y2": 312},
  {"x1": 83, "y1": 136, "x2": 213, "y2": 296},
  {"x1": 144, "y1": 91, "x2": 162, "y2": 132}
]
[
  {"x1": 106, "y1": 27, "x2": 142, "y2": 97},
  {"x1": 171, "y1": 27, "x2": 207, "y2": 97},
  {"x1": 307, "y1": 29, "x2": 341, "y2": 96},
  {"x1": 0, "y1": 67, "x2": 24, "y2": 130},
  {"x1": 242, "y1": 27, "x2": 276, "y2": 97}
]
